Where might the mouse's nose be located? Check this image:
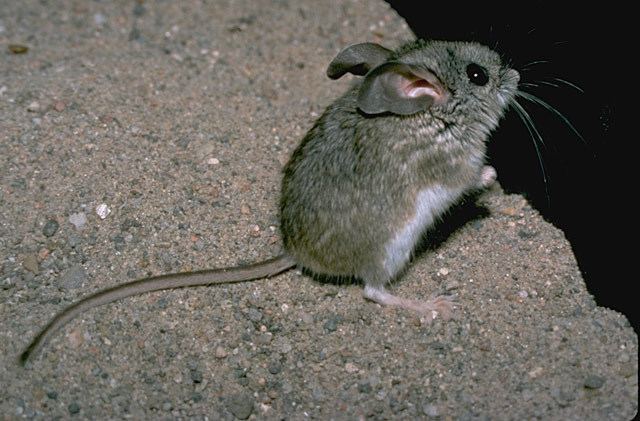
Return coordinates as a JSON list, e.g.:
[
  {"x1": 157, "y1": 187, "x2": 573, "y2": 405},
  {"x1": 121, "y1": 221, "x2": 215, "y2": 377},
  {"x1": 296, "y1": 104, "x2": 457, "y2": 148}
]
[{"x1": 506, "y1": 68, "x2": 520, "y2": 85}]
